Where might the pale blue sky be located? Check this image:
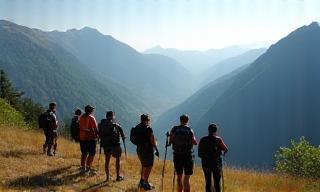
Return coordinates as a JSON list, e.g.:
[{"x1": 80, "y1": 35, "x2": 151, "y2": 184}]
[{"x1": 0, "y1": 0, "x2": 319, "y2": 51}]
